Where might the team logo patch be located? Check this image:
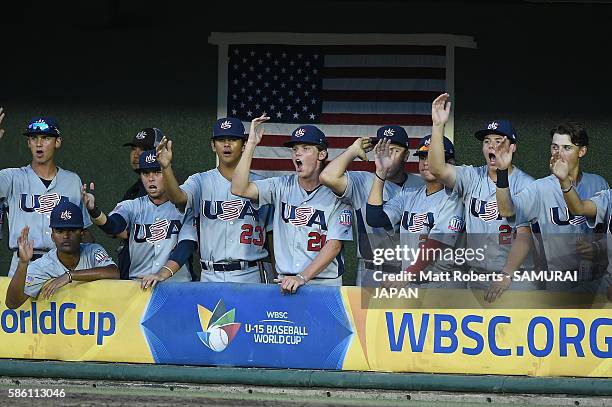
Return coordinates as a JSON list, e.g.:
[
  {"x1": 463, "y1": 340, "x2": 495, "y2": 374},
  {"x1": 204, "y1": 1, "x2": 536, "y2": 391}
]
[
  {"x1": 448, "y1": 215, "x2": 464, "y2": 232},
  {"x1": 147, "y1": 219, "x2": 171, "y2": 244},
  {"x1": 136, "y1": 131, "x2": 147, "y2": 140},
  {"x1": 145, "y1": 153, "x2": 156, "y2": 163},
  {"x1": 34, "y1": 193, "x2": 61, "y2": 214},
  {"x1": 288, "y1": 207, "x2": 314, "y2": 226},
  {"x1": 60, "y1": 210, "x2": 72, "y2": 220},
  {"x1": 470, "y1": 198, "x2": 501, "y2": 222},
  {"x1": 294, "y1": 128, "x2": 305, "y2": 138},
  {"x1": 220, "y1": 120, "x2": 232, "y2": 130},
  {"x1": 197, "y1": 299, "x2": 241, "y2": 352},
  {"x1": 217, "y1": 200, "x2": 245, "y2": 221},
  {"x1": 339, "y1": 209, "x2": 352, "y2": 226},
  {"x1": 487, "y1": 121, "x2": 499, "y2": 130},
  {"x1": 25, "y1": 275, "x2": 35, "y2": 287},
  {"x1": 94, "y1": 248, "x2": 111, "y2": 263},
  {"x1": 383, "y1": 128, "x2": 394, "y2": 137}
]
